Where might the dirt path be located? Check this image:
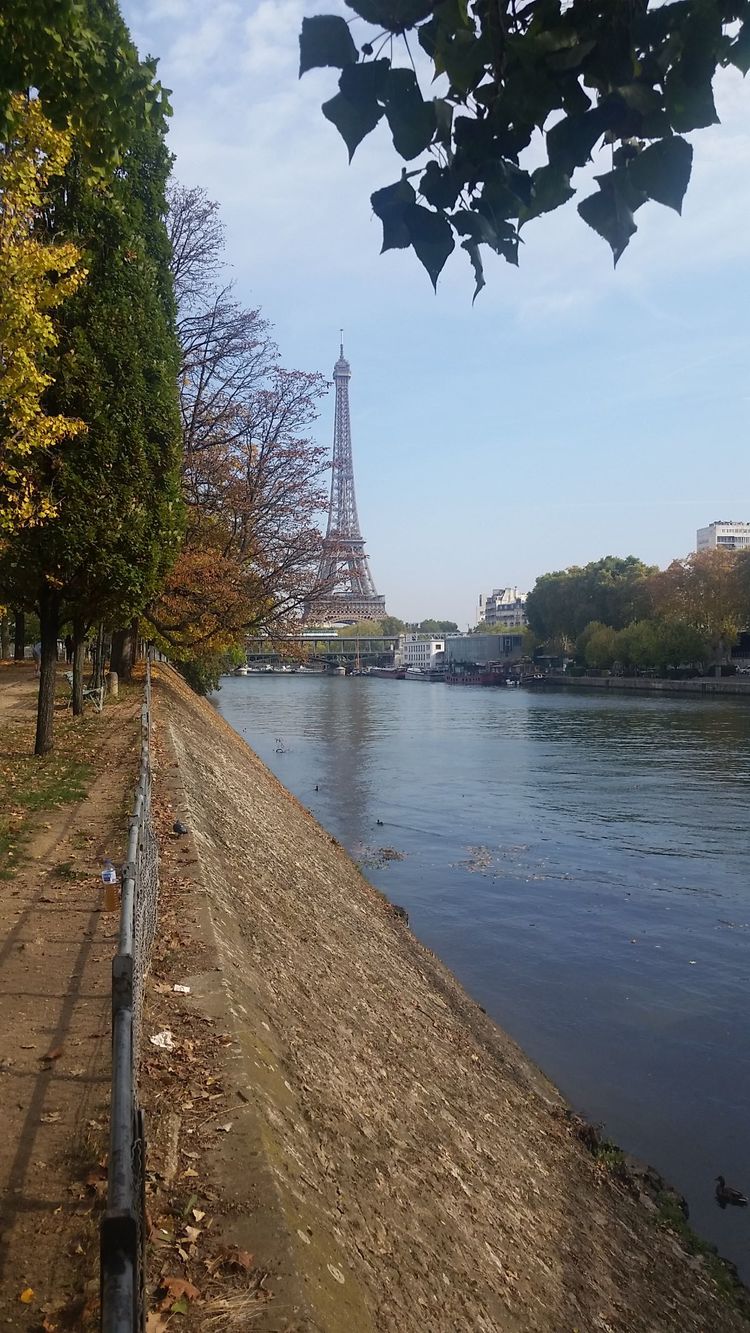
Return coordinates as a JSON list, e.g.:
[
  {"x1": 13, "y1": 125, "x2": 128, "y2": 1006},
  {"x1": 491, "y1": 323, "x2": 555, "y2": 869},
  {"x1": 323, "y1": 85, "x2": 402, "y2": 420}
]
[
  {"x1": 0, "y1": 663, "x2": 40, "y2": 721},
  {"x1": 145, "y1": 665, "x2": 750, "y2": 1333},
  {"x1": 0, "y1": 672, "x2": 140, "y2": 1329}
]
